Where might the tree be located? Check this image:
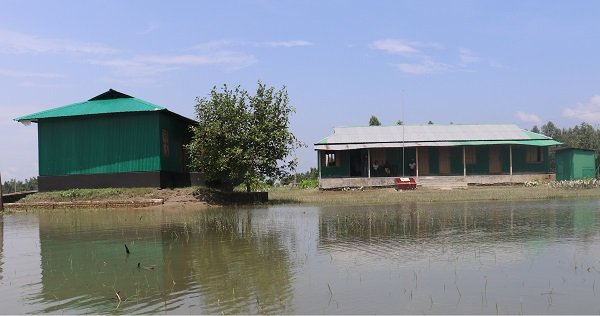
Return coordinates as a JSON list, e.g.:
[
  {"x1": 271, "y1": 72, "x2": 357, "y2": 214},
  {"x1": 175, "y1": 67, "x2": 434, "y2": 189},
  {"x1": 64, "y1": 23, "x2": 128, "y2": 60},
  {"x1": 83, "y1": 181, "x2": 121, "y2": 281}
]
[
  {"x1": 396, "y1": 120, "x2": 403, "y2": 125},
  {"x1": 531, "y1": 125, "x2": 540, "y2": 133},
  {"x1": 369, "y1": 115, "x2": 381, "y2": 126},
  {"x1": 427, "y1": 120, "x2": 434, "y2": 125},
  {"x1": 188, "y1": 82, "x2": 302, "y2": 192},
  {"x1": 541, "y1": 121, "x2": 562, "y2": 140},
  {"x1": 2, "y1": 177, "x2": 38, "y2": 193}
]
